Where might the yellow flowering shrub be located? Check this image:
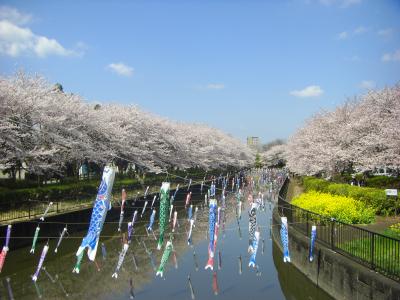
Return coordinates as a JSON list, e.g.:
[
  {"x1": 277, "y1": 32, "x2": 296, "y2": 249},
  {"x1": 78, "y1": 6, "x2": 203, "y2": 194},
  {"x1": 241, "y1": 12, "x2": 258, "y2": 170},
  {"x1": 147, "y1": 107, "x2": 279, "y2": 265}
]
[
  {"x1": 292, "y1": 191, "x2": 375, "y2": 224},
  {"x1": 389, "y1": 223, "x2": 400, "y2": 235}
]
